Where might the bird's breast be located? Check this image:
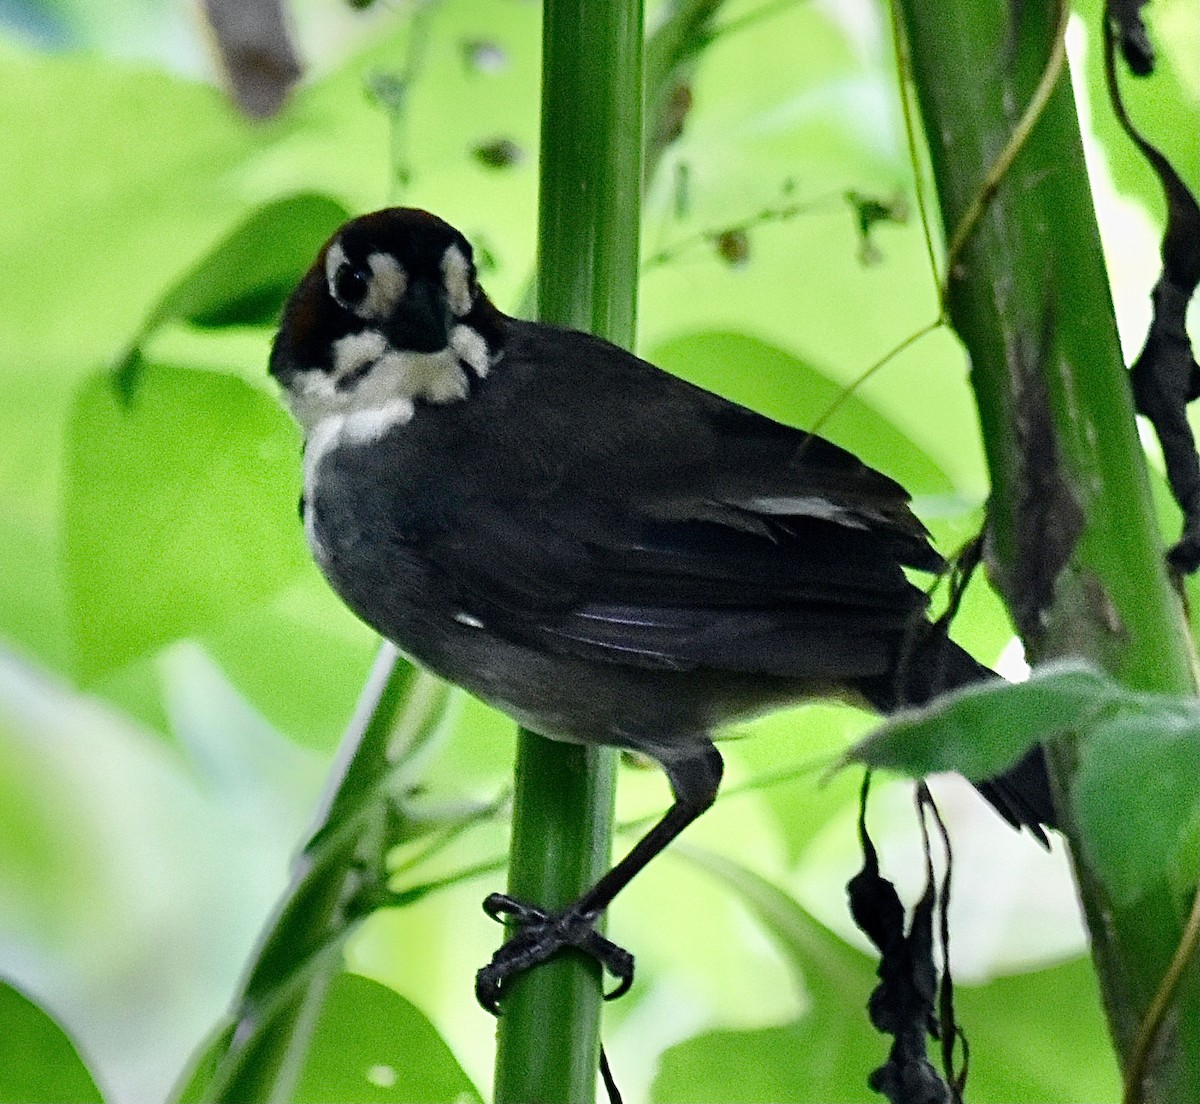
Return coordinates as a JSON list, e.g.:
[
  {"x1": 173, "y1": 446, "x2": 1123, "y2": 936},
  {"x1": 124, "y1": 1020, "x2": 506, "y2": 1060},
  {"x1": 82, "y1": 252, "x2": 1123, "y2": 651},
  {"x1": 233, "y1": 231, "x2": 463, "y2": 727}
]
[{"x1": 301, "y1": 410, "x2": 413, "y2": 568}]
